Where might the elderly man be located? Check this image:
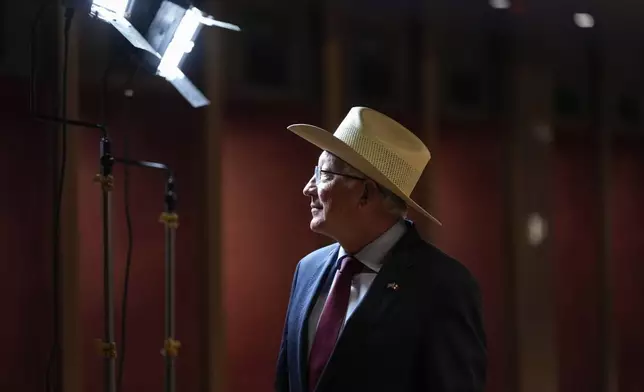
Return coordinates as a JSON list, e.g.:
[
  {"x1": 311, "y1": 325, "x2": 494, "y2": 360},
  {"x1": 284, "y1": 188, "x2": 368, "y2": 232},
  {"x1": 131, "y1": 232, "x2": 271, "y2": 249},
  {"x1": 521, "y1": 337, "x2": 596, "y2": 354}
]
[{"x1": 275, "y1": 107, "x2": 487, "y2": 392}]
